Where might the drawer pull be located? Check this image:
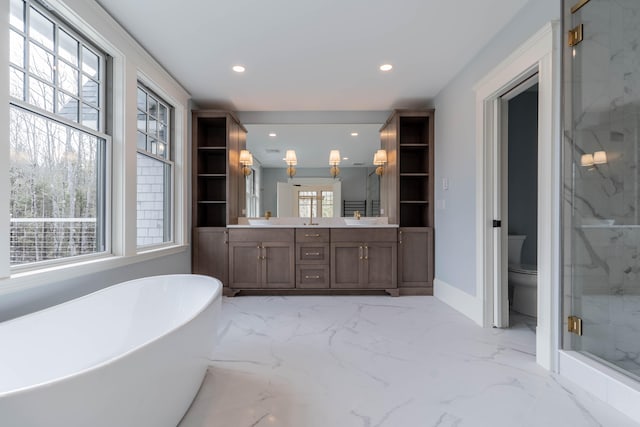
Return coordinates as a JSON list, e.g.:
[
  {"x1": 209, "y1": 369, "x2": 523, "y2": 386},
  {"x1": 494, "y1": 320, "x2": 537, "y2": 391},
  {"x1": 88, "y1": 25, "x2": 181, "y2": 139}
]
[
  {"x1": 305, "y1": 275, "x2": 321, "y2": 279},
  {"x1": 305, "y1": 252, "x2": 321, "y2": 256},
  {"x1": 304, "y1": 233, "x2": 321, "y2": 237}
]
